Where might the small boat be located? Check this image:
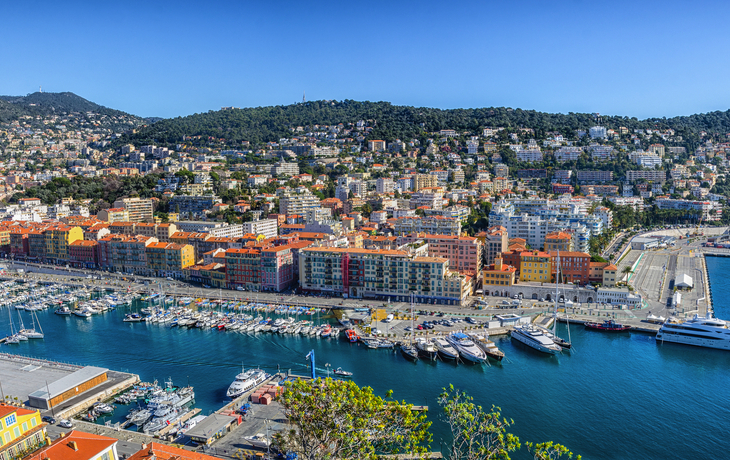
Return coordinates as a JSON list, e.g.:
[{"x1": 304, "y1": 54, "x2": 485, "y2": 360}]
[
  {"x1": 123, "y1": 313, "x2": 143, "y2": 322},
  {"x1": 245, "y1": 433, "x2": 270, "y2": 449},
  {"x1": 584, "y1": 320, "x2": 631, "y2": 332},
  {"x1": 415, "y1": 338, "x2": 438, "y2": 360},
  {"x1": 468, "y1": 333, "x2": 505, "y2": 361},
  {"x1": 345, "y1": 329, "x2": 359, "y2": 343},
  {"x1": 54, "y1": 306, "x2": 72, "y2": 315},
  {"x1": 400, "y1": 344, "x2": 419, "y2": 361},
  {"x1": 333, "y1": 367, "x2": 353, "y2": 376}
]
